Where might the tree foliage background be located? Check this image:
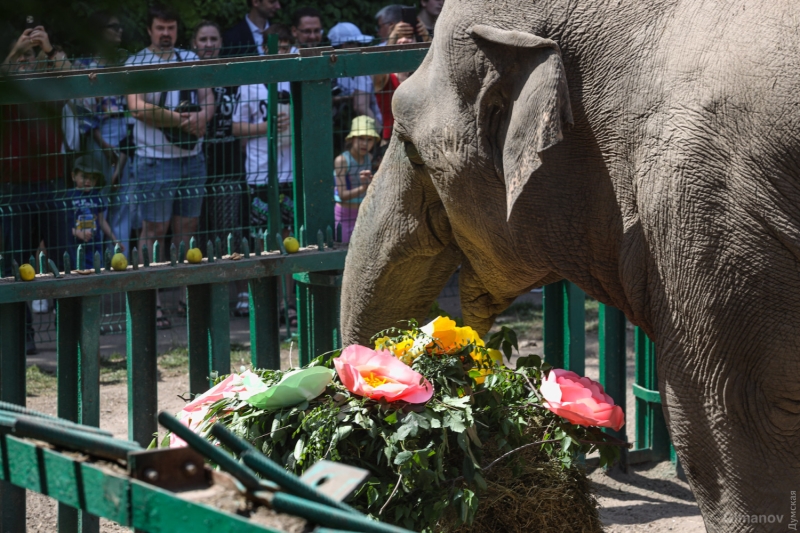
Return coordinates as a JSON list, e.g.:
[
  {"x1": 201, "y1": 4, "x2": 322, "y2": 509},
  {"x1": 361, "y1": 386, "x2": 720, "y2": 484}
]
[{"x1": 0, "y1": 0, "x2": 406, "y2": 56}]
